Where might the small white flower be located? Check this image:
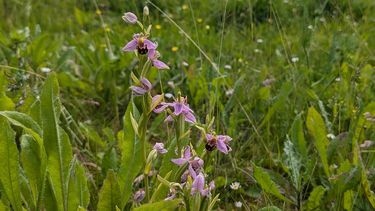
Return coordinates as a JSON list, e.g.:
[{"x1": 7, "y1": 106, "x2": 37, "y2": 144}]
[
  {"x1": 335, "y1": 77, "x2": 341, "y2": 82},
  {"x1": 307, "y1": 25, "x2": 313, "y2": 30},
  {"x1": 226, "y1": 89, "x2": 234, "y2": 97},
  {"x1": 182, "y1": 61, "x2": 189, "y2": 67},
  {"x1": 327, "y1": 133, "x2": 335, "y2": 140},
  {"x1": 234, "y1": 201, "x2": 242, "y2": 208},
  {"x1": 291, "y1": 57, "x2": 299, "y2": 63},
  {"x1": 256, "y1": 38, "x2": 263, "y2": 43},
  {"x1": 41, "y1": 67, "x2": 51, "y2": 73},
  {"x1": 230, "y1": 182, "x2": 241, "y2": 190},
  {"x1": 254, "y1": 49, "x2": 261, "y2": 53},
  {"x1": 224, "y1": 65, "x2": 232, "y2": 70}
]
